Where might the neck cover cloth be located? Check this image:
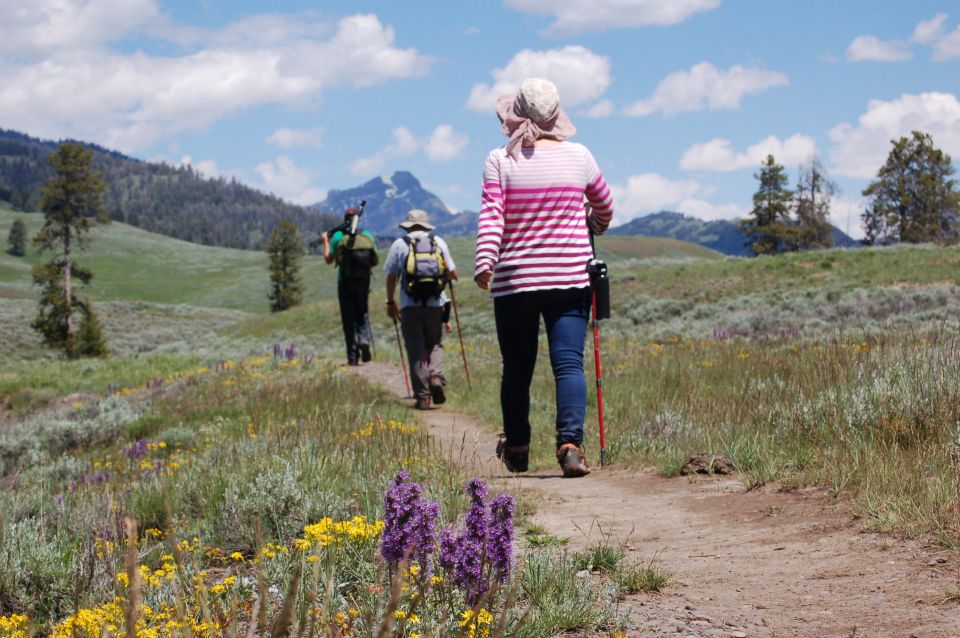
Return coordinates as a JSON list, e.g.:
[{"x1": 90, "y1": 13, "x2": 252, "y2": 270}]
[{"x1": 495, "y1": 92, "x2": 576, "y2": 159}]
